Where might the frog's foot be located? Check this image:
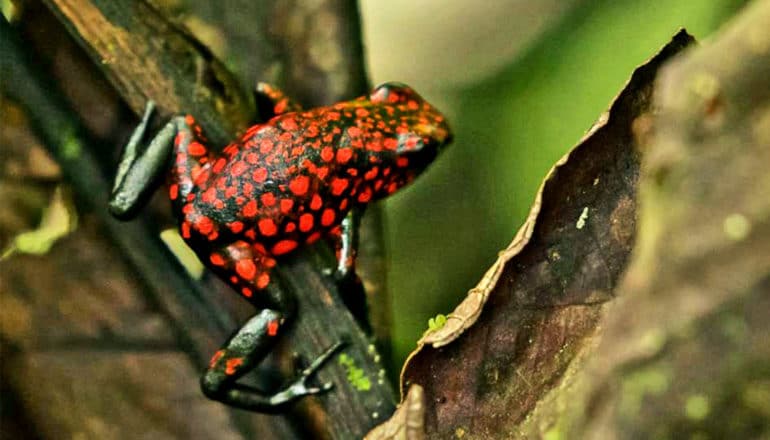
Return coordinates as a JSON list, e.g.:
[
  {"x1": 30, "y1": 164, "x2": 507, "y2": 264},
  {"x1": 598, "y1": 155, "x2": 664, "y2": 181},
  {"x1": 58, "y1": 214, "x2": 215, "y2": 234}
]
[{"x1": 268, "y1": 341, "x2": 346, "y2": 406}]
